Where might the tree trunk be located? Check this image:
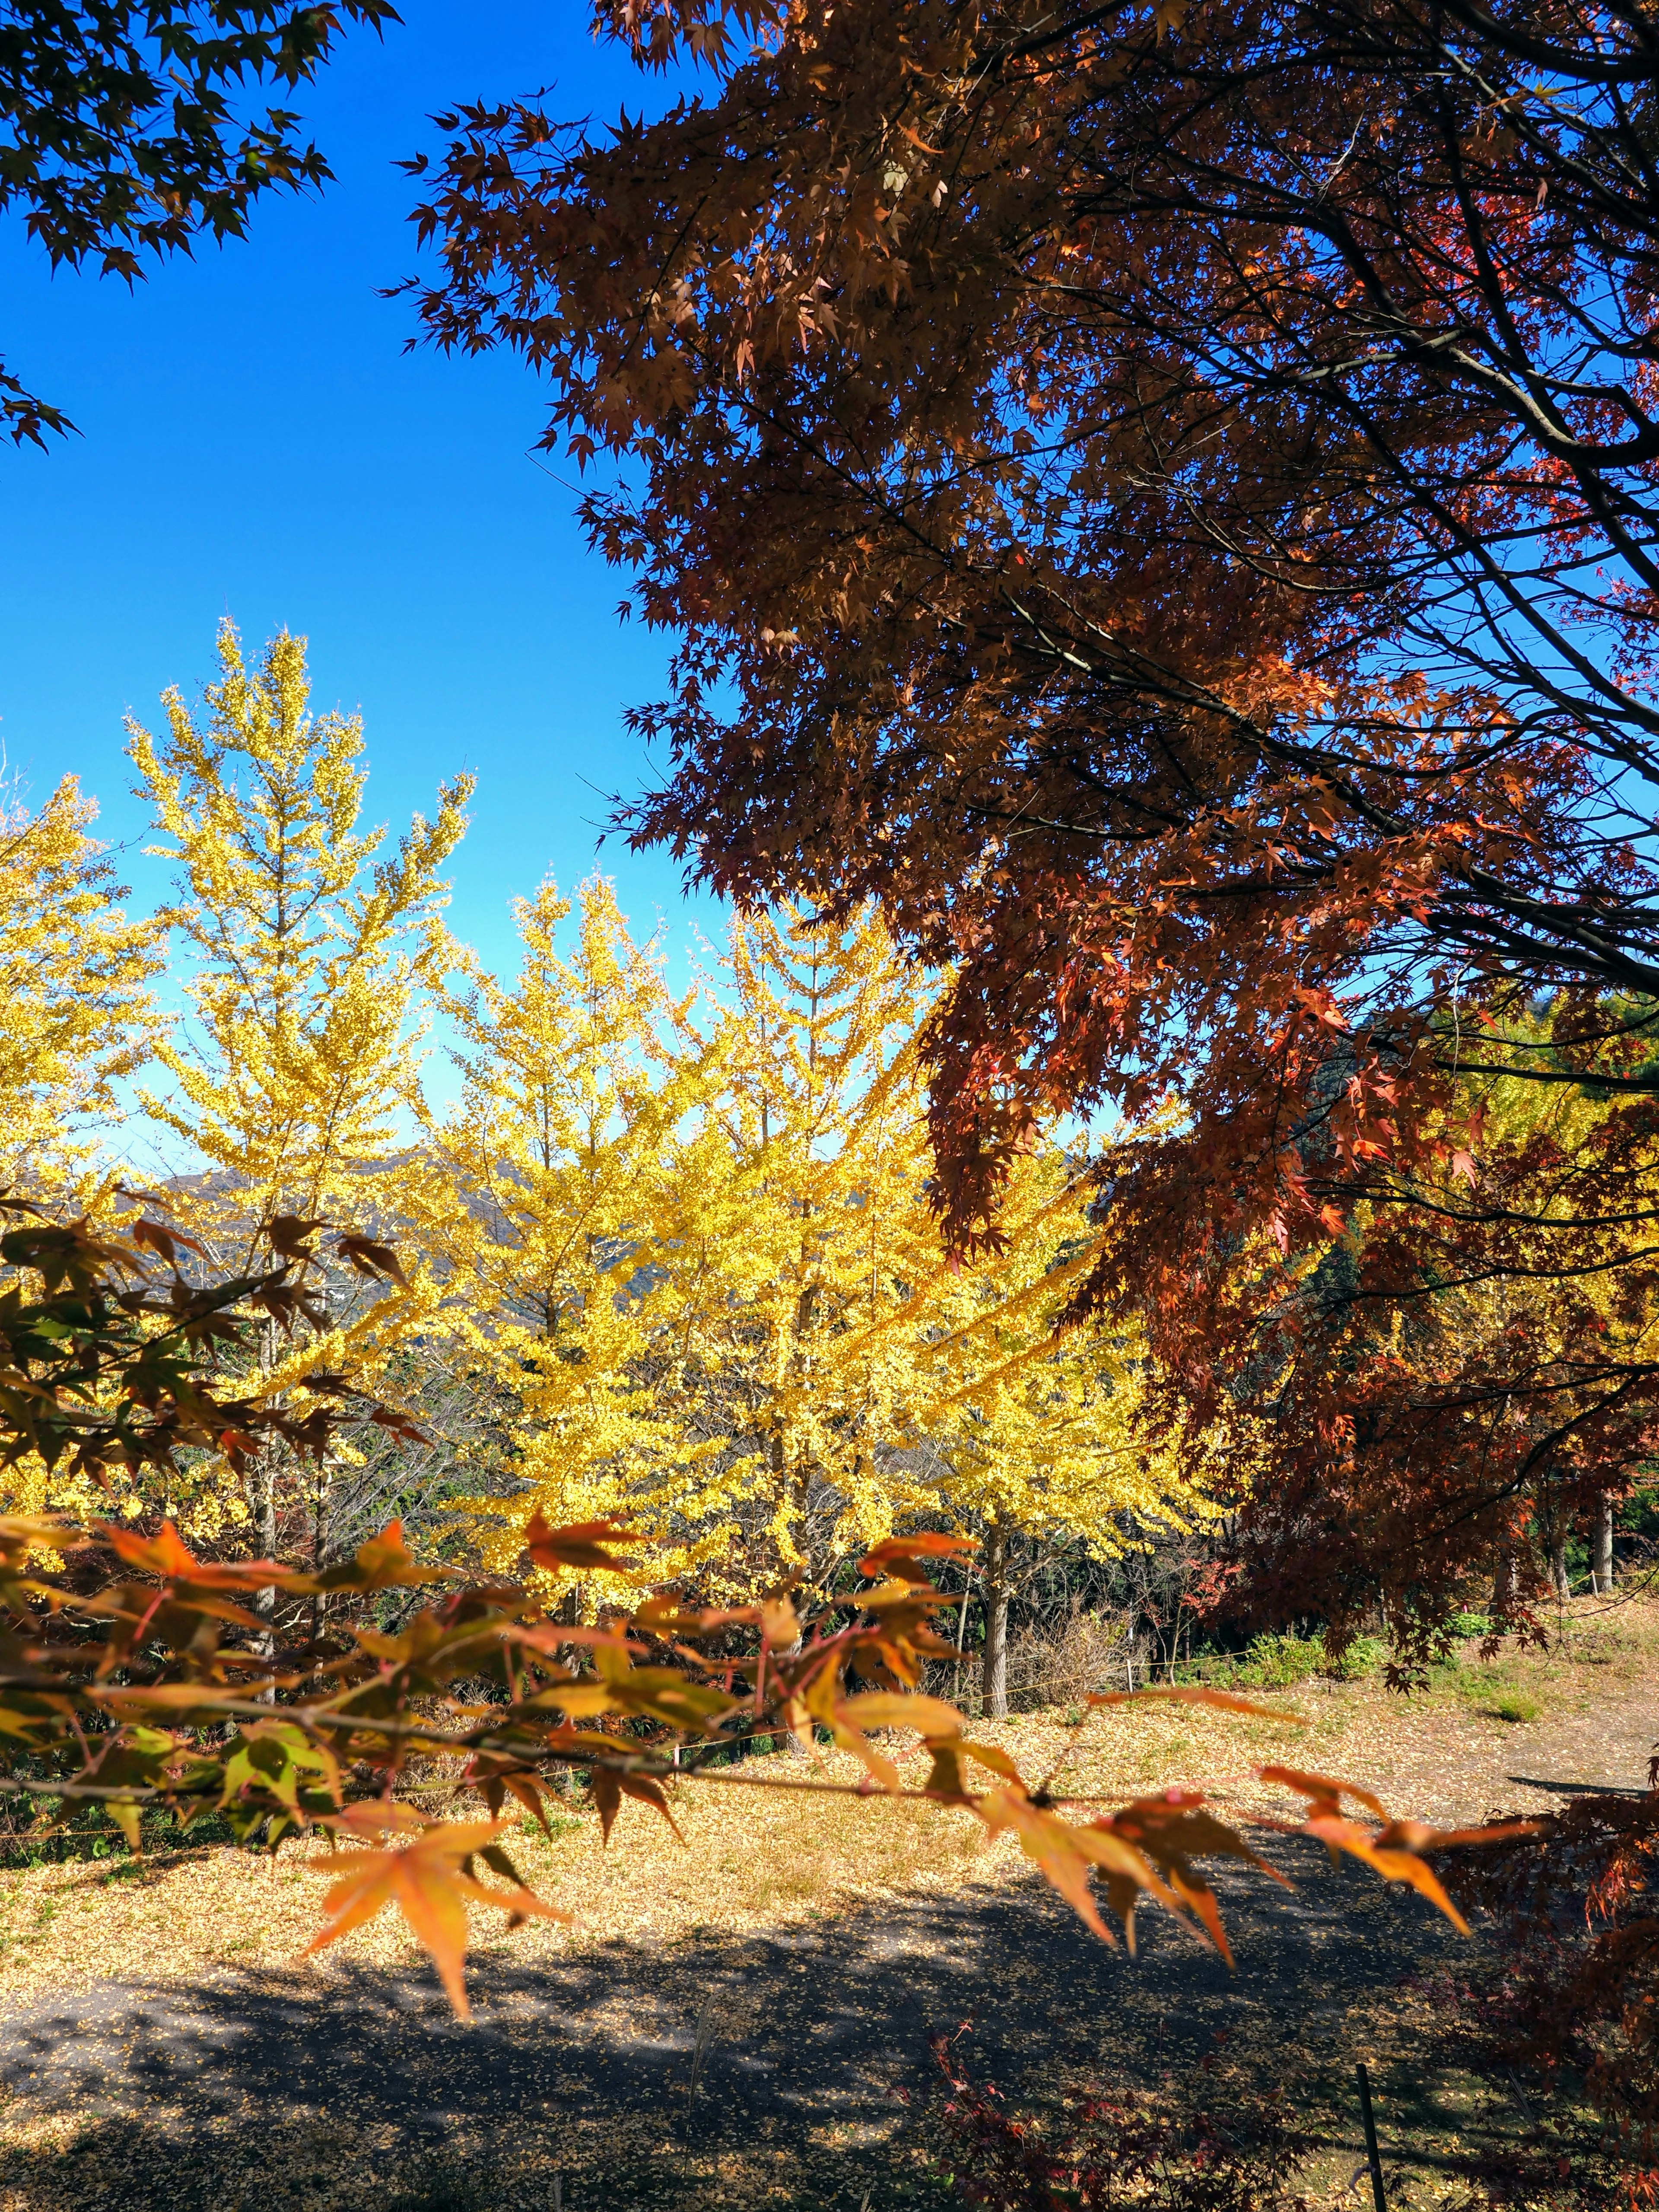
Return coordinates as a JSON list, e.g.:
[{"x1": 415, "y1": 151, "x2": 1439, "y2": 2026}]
[
  {"x1": 1490, "y1": 1548, "x2": 1516, "y2": 1619},
  {"x1": 249, "y1": 1318, "x2": 279, "y2": 1697},
  {"x1": 981, "y1": 1520, "x2": 1009, "y2": 1720},
  {"x1": 1595, "y1": 1501, "x2": 1616, "y2": 1595},
  {"x1": 1550, "y1": 1528, "x2": 1570, "y2": 1602}
]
